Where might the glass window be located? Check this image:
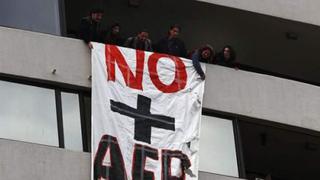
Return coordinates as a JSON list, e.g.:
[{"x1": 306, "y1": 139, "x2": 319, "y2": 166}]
[
  {"x1": 61, "y1": 92, "x2": 83, "y2": 151},
  {"x1": 199, "y1": 115, "x2": 239, "y2": 177},
  {"x1": 0, "y1": 80, "x2": 58, "y2": 146},
  {"x1": 240, "y1": 121, "x2": 320, "y2": 180}
]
